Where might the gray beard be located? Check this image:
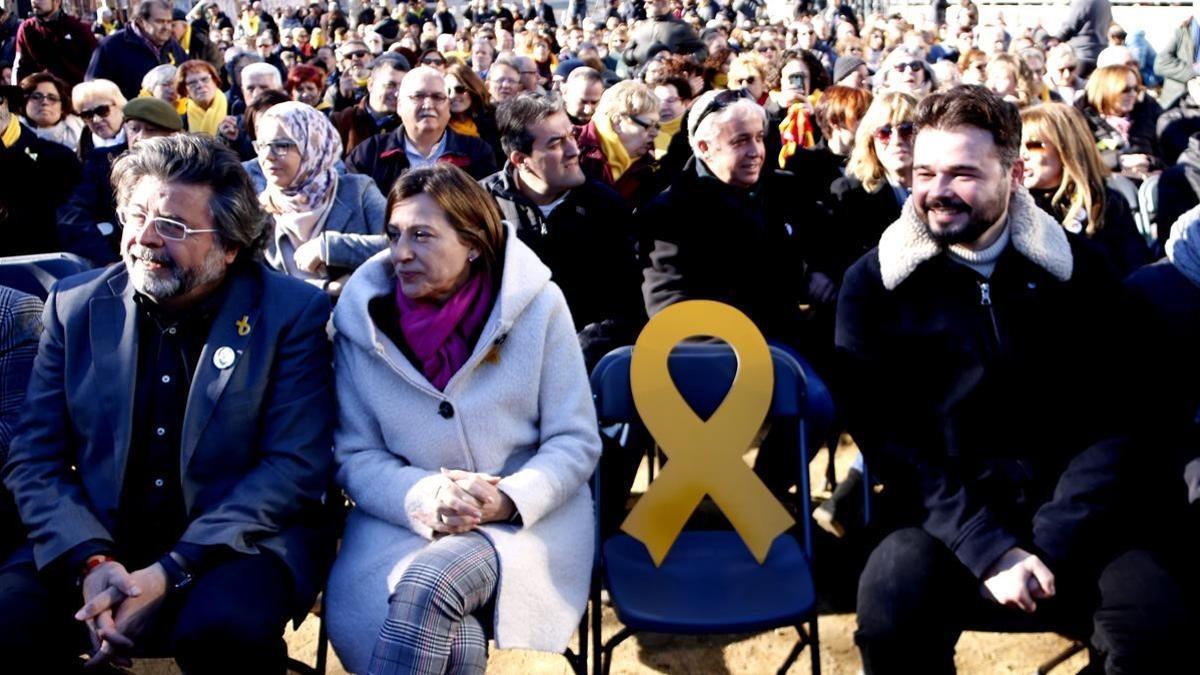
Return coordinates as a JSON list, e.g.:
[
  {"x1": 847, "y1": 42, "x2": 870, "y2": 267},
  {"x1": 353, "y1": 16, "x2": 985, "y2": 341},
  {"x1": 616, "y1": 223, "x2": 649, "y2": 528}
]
[{"x1": 126, "y1": 243, "x2": 228, "y2": 302}]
